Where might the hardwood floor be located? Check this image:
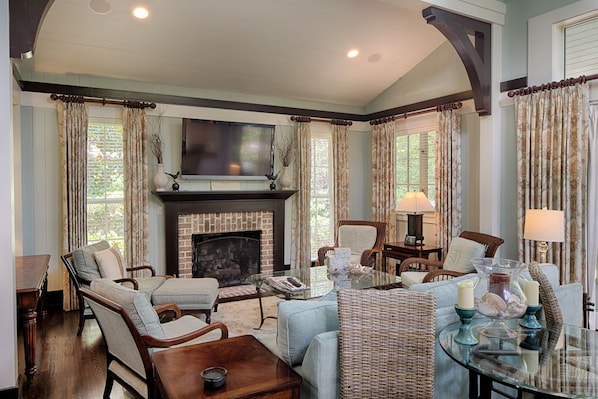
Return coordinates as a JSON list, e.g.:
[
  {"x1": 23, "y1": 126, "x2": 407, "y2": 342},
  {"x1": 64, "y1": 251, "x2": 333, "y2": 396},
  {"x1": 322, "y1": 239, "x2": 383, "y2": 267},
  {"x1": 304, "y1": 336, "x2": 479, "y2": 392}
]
[{"x1": 17, "y1": 308, "x2": 134, "y2": 399}]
